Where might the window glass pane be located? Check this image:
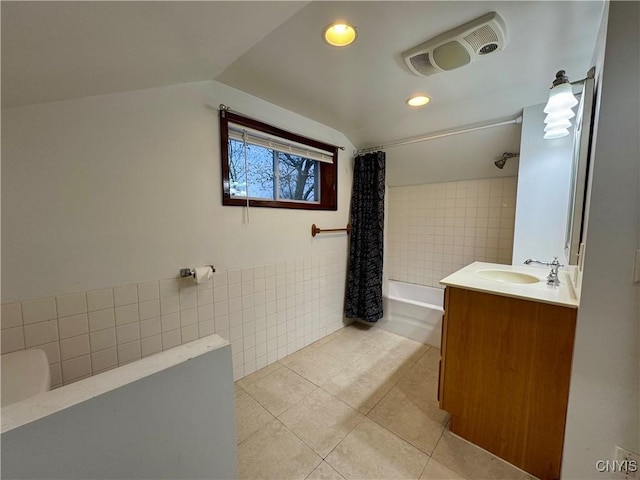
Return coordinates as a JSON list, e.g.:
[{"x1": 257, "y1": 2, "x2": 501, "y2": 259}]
[
  {"x1": 228, "y1": 139, "x2": 247, "y2": 197},
  {"x1": 228, "y1": 139, "x2": 275, "y2": 199},
  {"x1": 221, "y1": 111, "x2": 338, "y2": 210},
  {"x1": 277, "y1": 153, "x2": 318, "y2": 202}
]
